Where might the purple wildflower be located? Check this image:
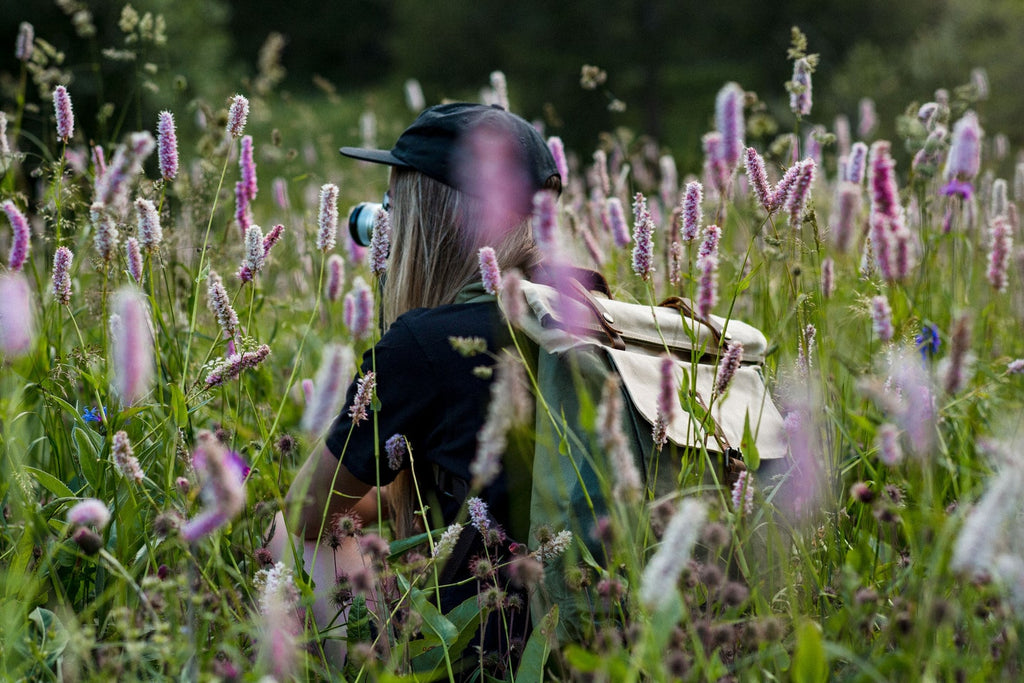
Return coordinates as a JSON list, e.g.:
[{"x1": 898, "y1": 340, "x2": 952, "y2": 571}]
[
  {"x1": 478, "y1": 246, "x2": 502, "y2": 295},
  {"x1": 90, "y1": 203, "x2": 118, "y2": 262},
  {"x1": 870, "y1": 295, "x2": 893, "y2": 342},
  {"x1": 592, "y1": 149, "x2": 610, "y2": 197},
  {"x1": 316, "y1": 183, "x2": 339, "y2": 252},
  {"x1": 204, "y1": 344, "x2": 271, "y2": 389},
  {"x1": 385, "y1": 434, "x2": 407, "y2": 471},
  {"x1": 206, "y1": 271, "x2": 238, "y2": 340},
  {"x1": 110, "y1": 287, "x2": 153, "y2": 405},
  {"x1": 239, "y1": 135, "x2": 257, "y2": 202},
  {"x1": 467, "y1": 497, "x2": 491, "y2": 534},
  {"x1": 237, "y1": 224, "x2": 265, "y2": 283},
  {"x1": 0, "y1": 273, "x2": 35, "y2": 357},
  {"x1": 876, "y1": 423, "x2": 902, "y2": 466},
  {"x1": 1007, "y1": 359, "x2": 1024, "y2": 374},
  {"x1": 157, "y1": 111, "x2": 178, "y2": 181},
  {"x1": 631, "y1": 193, "x2": 655, "y2": 280},
  {"x1": 532, "y1": 190, "x2": 558, "y2": 248},
  {"x1": 547, "y1": 136, "x2": 569, "y2": 185},
  {"x1": 325, "y1": 254, "x2": 345, "y2": 302},
  {"x1": 768, "y1": 163, "x2": 801, "y2": 213},
  {"x1": 744, "y1": 148, "x2": 773, "y2": 213},
  {"x1": 784, "y1": 159, "x2": 816, "y2": 227},
  {"x1": 125, "y1": 238, "x2": 143, "y2": 284},
  {"x1": 858, "y1": 98, "x2": 877, "y2": 138},
  {"x1": 944, "y1": 112, "x2": 982, "y2": 184},
  {"x1": 272, "y1": 177, "x2": 289, "y2": 210},
  {"x1": 660, "y1": 154, "x2": 679, "y2": 209},
  {"x1": 263, "y1": 223, "x2": 284, "y2": 256},
  {"x1": 821, "y1": 257, "x2": 835, "y2": 299},
  {"x1": 15, "y1": 22, "x2": 33, "y2": 62},
  {"x1": 987, "y1": 215, "x2": 1012, "y2": 292},
  {"x1": 698, "y1": 224, "x2": 721, "y2": 260},
  {"x1": 731, "y1": 470, "x2": 755, "y2": 515},
  {"x1": 639, "y1": 499, "x2": 708, "y2": 609},
  {"x1": 605, "y1": 197, "x2": 630, "y2": 248},
  {"x1": 669, "y1": 240, "x2": 683, "y2": 286},
  {"x1": 596, "y1": 375, "x2": 642, "y2": 502},
  {"x1": 847, "y1": 142, "x2": 868, "y2": 185},
  {"x1": 53, "y1": 85, "x2": 74, "y2": 142},
  {"x1": 499, "y1": 267, "x2": 524, "y2": 324},
  {"x1": 789, "y1": 58, "x2": 813, "y2": 117},
  {"x1": 715, "y1": 82, "x2": 745, "y2": 169},
  {"x1": 942, "y1": 314, "x2": 971, "y2": 395},
  {"x1": 4, "y1": 201, "x2": 30, "y2": 272},
  {"x1": 368, "y1": 206, "x2": 391, "y2": 277},
  {"x1": 226, "y1": 95, "x2": 249, "y2": 138},
  {"x1": 715, "y1": 341, "x2": 744, "y2": 396},
  {"x1": 92, "y1": 145, "x2": 107, "y2": 179},
  {"x1": 182, "y1": 430, "x2": 247, "y2": 542},
  {"x1": 831, "y1": 182, "x2": 862, "y2": 253},
  {"x1": 680, "y1": 181, "x2": 703, "y2": 241},
  {"x1": 111, "y1": 430, "x2": 144, "y2": 482},
  {"x1": 234, "y1": 181, "x2": 252, "y2": 237},
  {"x1": 301, "y1": 344, "x2": 353, "y2": 435},
  {"x1": 653, "y1": 355, "x2": 676, "y2": 449},
  {"x1": 135, "y1": 198, "x2": 162, "y2": 253},
  {"x1": 52, "y1": 247, "x2": 73, "y2": 305},
  {"x1": 343, "y1": 276, "x2": 374, "y2": 341},
  {"x1": 702, "y1": 131, "x2": 730, "y2": 195},
  {"x1": 349, "y1": 371, "x2": 376, "y2": 425},
  {"x1": 696, "y1": 254, "x2": 718, "y2": 319},
  {"x1": 67, "y1": 498, "x2": 111, "y2": 529}
]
